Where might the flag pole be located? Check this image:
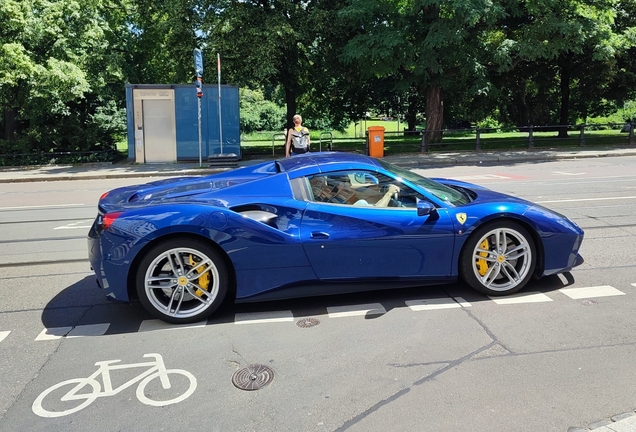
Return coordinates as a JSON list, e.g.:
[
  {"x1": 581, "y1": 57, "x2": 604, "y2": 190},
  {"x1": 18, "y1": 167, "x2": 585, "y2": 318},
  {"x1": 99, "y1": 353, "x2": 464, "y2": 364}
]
[{"x1": 217, "y1": 53, "x2": 223, "y2": 155}]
